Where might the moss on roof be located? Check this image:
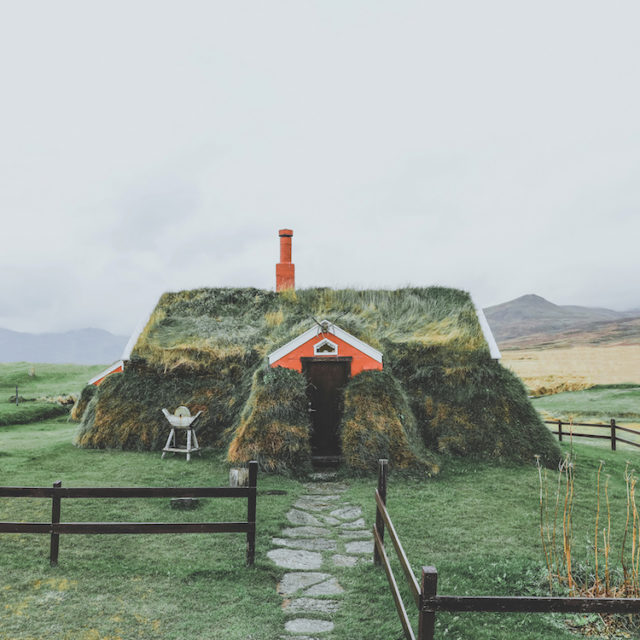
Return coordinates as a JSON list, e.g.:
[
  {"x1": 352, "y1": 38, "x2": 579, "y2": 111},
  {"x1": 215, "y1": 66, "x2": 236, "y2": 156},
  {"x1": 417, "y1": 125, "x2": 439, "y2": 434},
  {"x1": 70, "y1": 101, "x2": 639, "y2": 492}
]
[
  {"x1": 76, "y1": 287, "x2": 560, "y2": 471},
  {"x1": 132, "y1": 287, "x2": 487, "y2": 372}
]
